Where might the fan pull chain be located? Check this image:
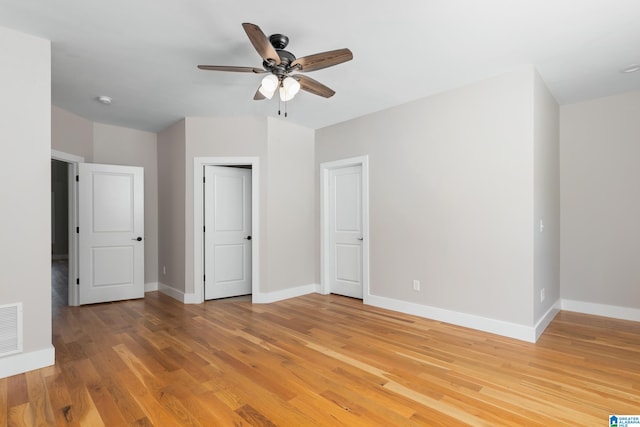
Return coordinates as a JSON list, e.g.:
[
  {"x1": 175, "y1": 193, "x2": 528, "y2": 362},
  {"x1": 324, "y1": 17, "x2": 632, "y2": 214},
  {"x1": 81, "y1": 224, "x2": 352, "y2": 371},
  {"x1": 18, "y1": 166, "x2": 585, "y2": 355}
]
[{"x1": 277, "y1": 97, "x2": 289, "y2": 117}]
